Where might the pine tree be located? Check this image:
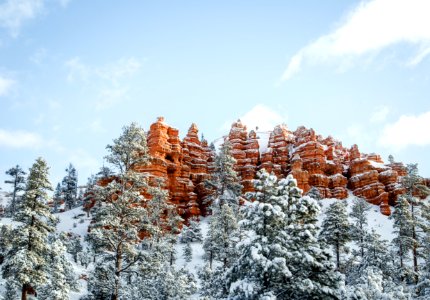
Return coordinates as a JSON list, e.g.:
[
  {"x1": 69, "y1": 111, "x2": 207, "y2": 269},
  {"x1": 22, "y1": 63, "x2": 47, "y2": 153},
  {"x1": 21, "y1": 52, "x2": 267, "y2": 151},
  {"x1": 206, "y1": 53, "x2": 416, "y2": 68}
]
[
  {"x1": 180, "y1": 217, "x2": 203, "y2": 243},
  {"x1": 0, "y1": 224, "x2": 12, "y2": 265},
  {"x1": 346, "y1": 267, "x2": 410, "y2": 300},
  {"x1": 205, "y1": 140, "x2": 242, "y2": 209},
  {"x1": 4, "y1": 165, "x2": 26, "y2": 217},
  {"x1": 320, "y1": 200, "x2": 351, "y2": 271},
  {"x1": 38, "y1": 239, "x2": 77, "y2": 300},
  {"x1": 416, "y1": 200, "x2": 430, "y2": 298},
  {"x1": 307, "y1": 186, "x2": 322, "y2": 200},
  {"x1": 389, "y1": 195, "x2": 414, "y2": 282},
  {"x1": 349, "y1": 197, "x2": 371, "y2": 258},
  {"x1": 401, "y1": 163, "x2": 430, "y2": 283},
  {"x1": 78, "y1": 248, "x2": 92, "y2": 268},
  {"x1": 87, "y1": 122, "x2": 150, "y2": 300},
  {"x1": 183, "y1": 242, "x2": 192, "y2": 262},
  {"x1": 2, "y1": 280, "x2": 18, "y2": 300},
  {"x1": 226, "y1": 170, "x2": 342, "y2": 299},
  {"x1": 61, "y1": 163, "x2": 78, "y2": 211},
  {"x1": 2, "y1": 157, "x2": 55, "y2": 300},
  {"x1": 203, "y1": 202, "x2": 239, "y2": 270},
  {"x1": 53, "y1": 183, "x2": 62, "y2": 213}
]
